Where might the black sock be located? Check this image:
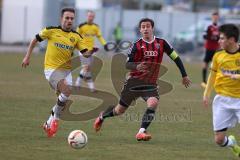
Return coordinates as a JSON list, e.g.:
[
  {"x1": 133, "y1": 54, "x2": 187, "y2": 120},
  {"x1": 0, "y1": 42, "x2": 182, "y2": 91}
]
[
  {"x1": 202, "y1": 68, "x2": 207, "y2": 83},
  {"x1": 141, "y1": 108, "x2": 155, "y2": 130},
  {"x1": 102, "y1": 105, "x2": 115, "y2": 119}
]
